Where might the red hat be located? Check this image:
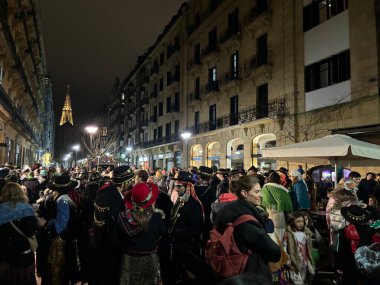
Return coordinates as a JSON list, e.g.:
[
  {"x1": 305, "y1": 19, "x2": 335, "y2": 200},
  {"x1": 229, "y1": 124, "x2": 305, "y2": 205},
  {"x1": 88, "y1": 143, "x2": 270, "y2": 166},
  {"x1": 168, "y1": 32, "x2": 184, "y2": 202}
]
[{"x1": 125, "y1": 182, "x2": 159, "y2": 210}]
